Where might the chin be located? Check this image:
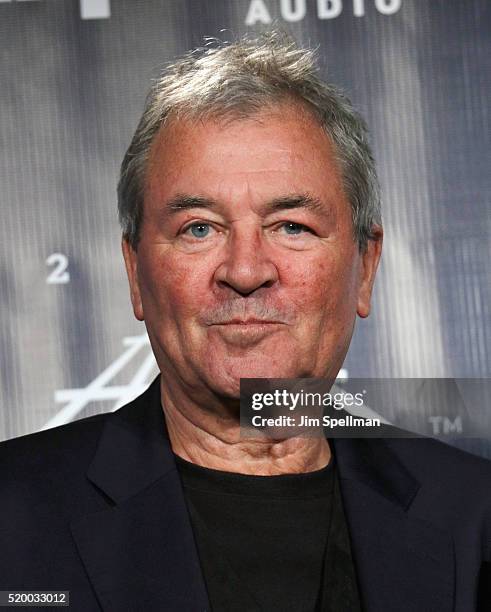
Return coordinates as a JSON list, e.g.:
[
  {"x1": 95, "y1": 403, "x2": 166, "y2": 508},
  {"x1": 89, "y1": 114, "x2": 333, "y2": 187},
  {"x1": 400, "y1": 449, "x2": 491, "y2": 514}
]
[{"x1": 204, "y1": 356, "x2": 304, "y2": 398}]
